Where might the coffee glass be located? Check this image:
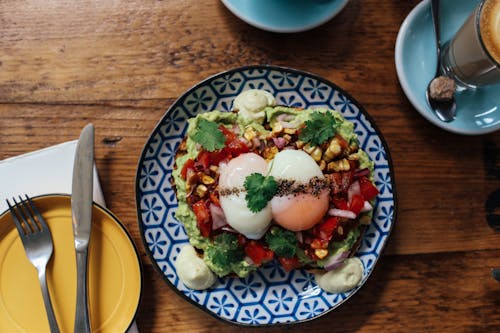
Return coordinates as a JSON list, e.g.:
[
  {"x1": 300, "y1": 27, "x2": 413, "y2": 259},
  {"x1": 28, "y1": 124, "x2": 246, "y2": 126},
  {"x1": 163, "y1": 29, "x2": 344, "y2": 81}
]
[{"x1": 440, "y1": 0, "x2": 500, "y2": 89}]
